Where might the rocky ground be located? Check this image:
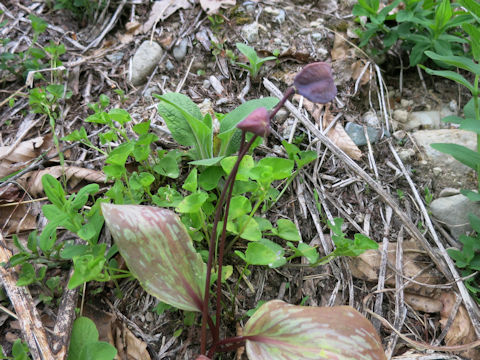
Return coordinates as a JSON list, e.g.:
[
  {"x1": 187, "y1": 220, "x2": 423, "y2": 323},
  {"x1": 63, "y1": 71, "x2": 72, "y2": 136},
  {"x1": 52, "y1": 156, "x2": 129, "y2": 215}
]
[{"x1": 1, "y1": 0, "x2": 480, "y2": 359}]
